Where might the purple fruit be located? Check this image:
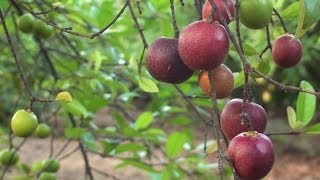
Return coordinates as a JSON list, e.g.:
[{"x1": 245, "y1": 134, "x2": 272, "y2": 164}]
[
  {"x1": 146, "y1": 37, "x2": 194, "y2": 84},
  {"x1": 178, "y1": 20, "x2": 229, "y2": 70},
  {"x1": 228, "y1": 132, "x2": 275, "y2": 180},
  {"x1": 220, "y1": 98, "x2": 267, "y2": 139}
]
